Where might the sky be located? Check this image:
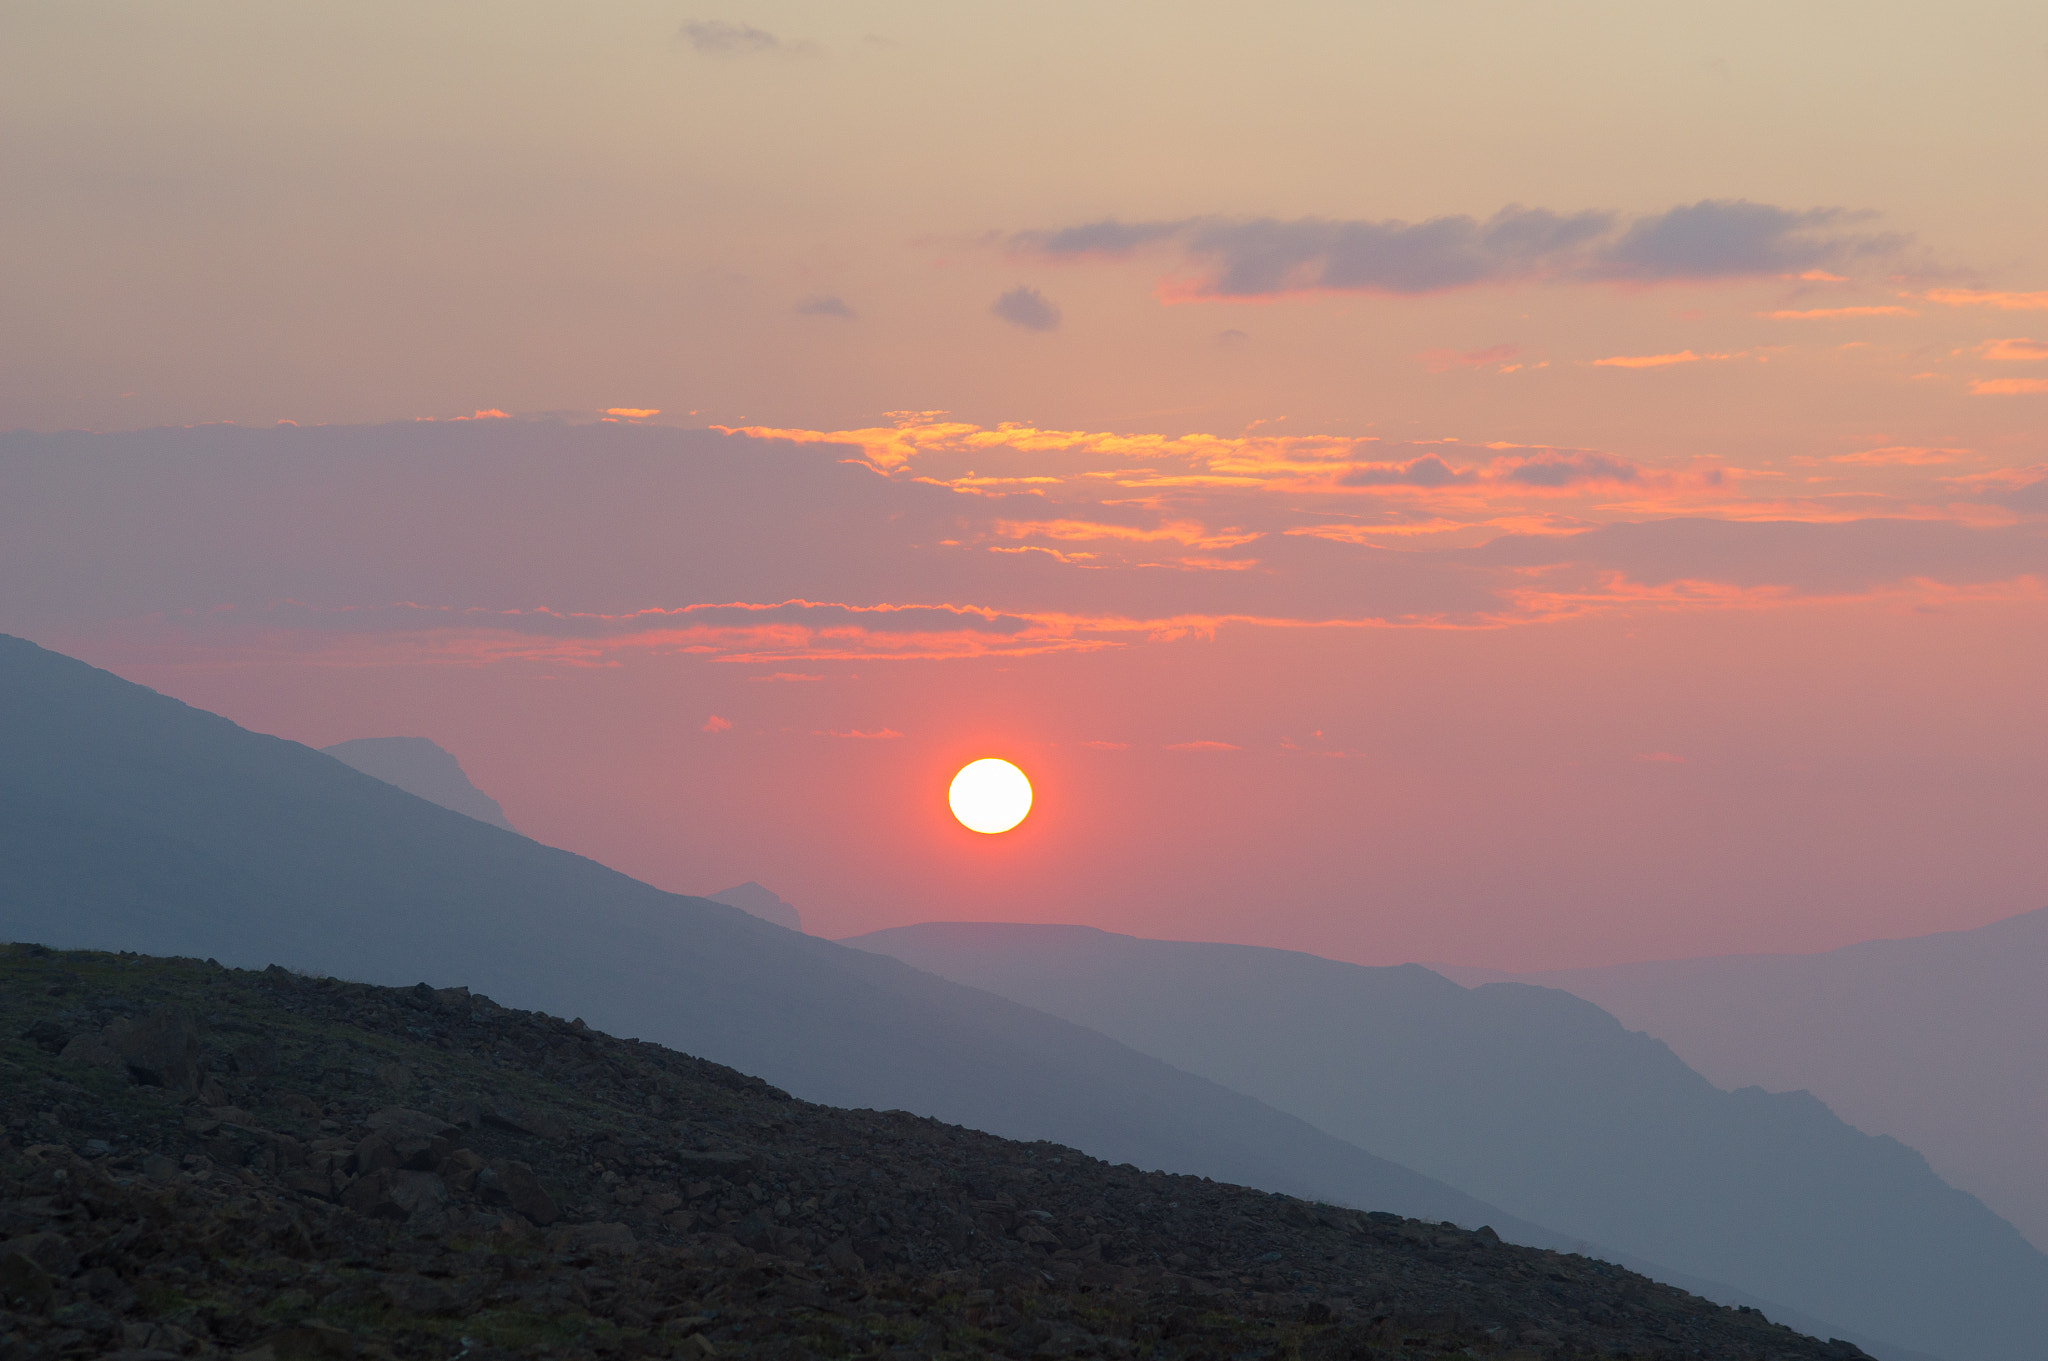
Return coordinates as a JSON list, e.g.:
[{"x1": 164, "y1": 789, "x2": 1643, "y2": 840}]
[{"x1": 4, "y1": 2, "x2": 2046, "y2": 968}]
